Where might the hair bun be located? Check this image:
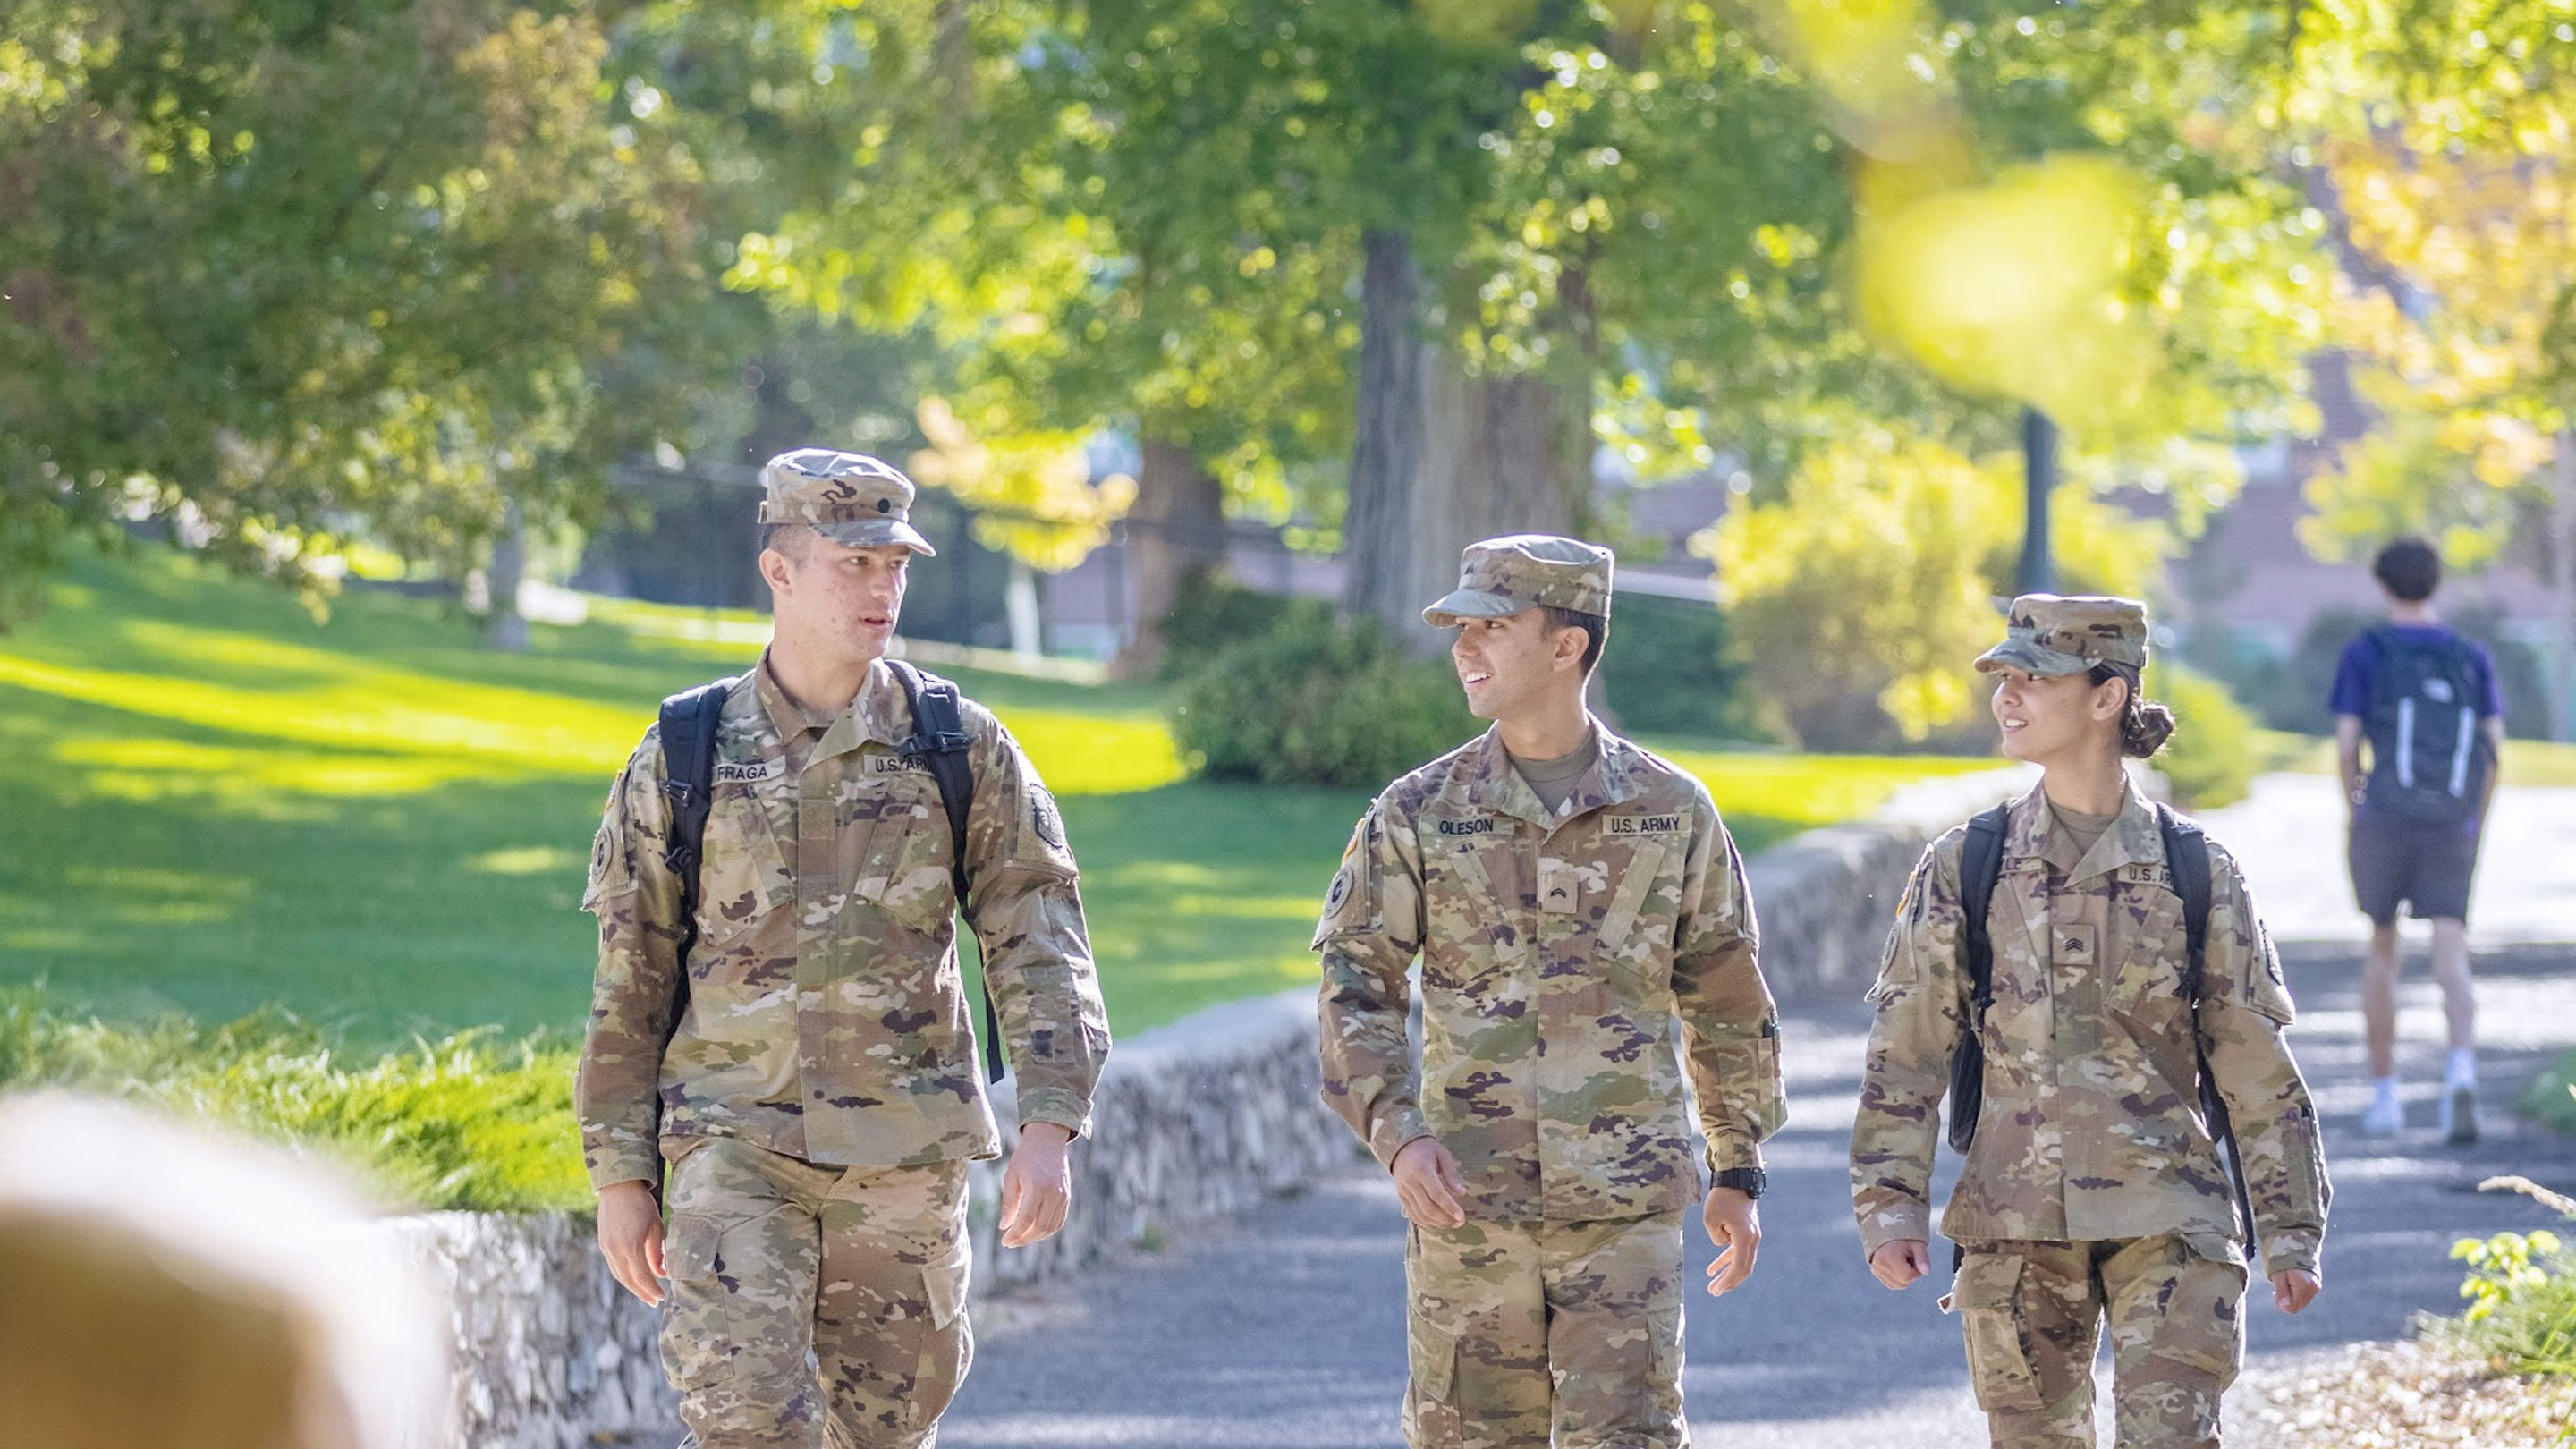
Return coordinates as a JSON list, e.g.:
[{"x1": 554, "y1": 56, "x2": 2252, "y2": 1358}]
[{"x1": 2123, "y1": 699, "x2": 2177, "y2": 758}]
